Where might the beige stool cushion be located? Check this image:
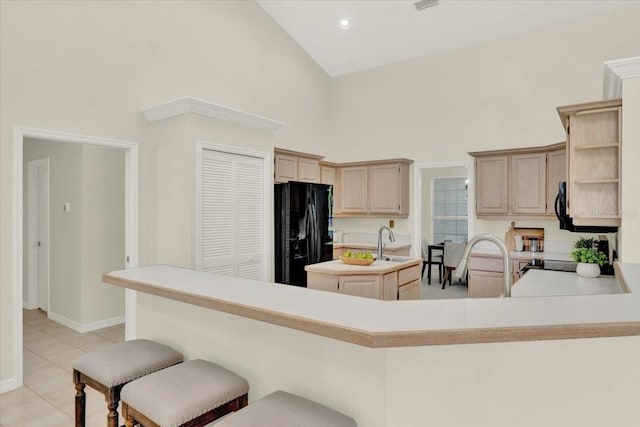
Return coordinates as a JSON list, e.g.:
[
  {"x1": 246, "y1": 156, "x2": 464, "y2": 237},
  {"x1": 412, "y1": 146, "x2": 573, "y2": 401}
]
[
  {"x1": 72, "y1": 339, "x2": 183, "y2": 387},
  {"x1": 121, "y1": 359, "x2": 249, "y2": 426},
  {"x1": 213, "y1": 390, "x2": 357, "y2": 427}
]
